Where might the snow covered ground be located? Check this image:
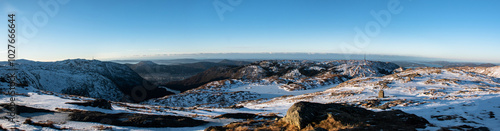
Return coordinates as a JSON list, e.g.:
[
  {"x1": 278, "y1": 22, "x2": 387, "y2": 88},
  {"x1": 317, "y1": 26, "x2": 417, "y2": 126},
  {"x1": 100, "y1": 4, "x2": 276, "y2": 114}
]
[{"x1": 228, "y1": 83, "x2": 335, "y2": 99}]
